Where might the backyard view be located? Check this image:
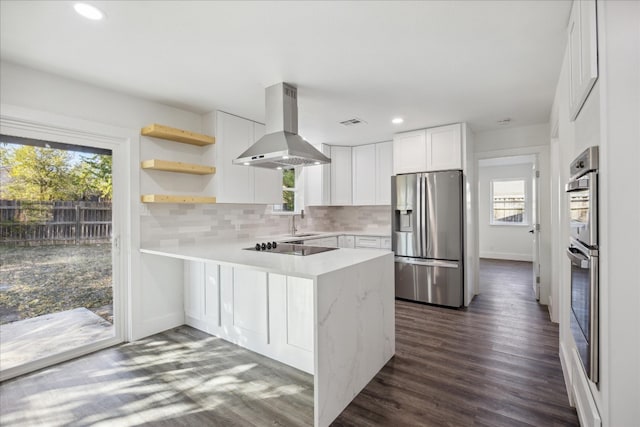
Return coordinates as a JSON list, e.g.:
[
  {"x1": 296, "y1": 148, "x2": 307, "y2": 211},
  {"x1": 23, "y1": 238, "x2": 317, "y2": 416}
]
[{"x1": 0, "y1": 138, "x2": 114, "y2": 372}]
